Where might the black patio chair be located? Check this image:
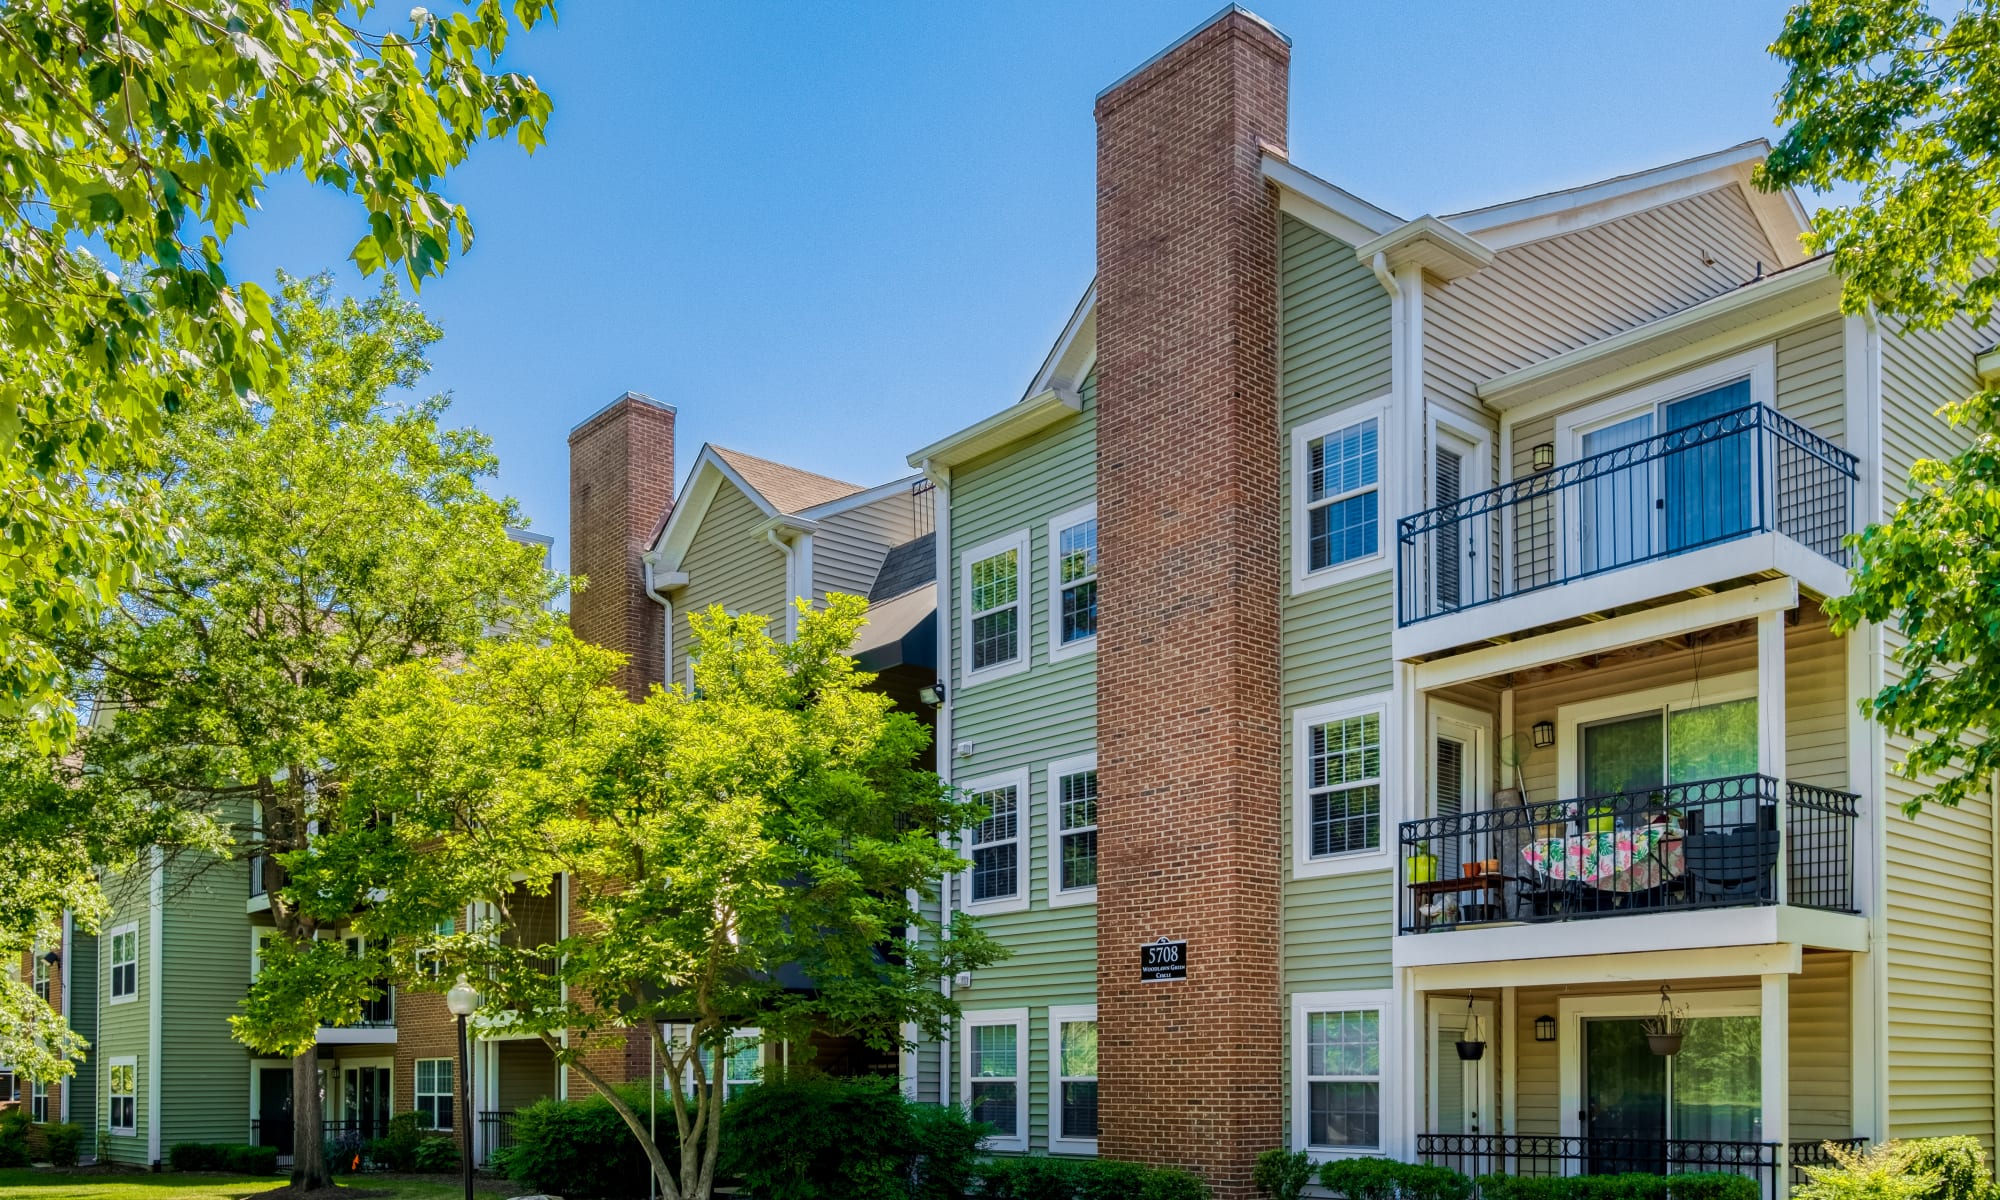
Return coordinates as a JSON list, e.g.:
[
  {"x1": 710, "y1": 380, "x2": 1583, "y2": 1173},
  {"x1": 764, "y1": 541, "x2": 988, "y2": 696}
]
[{"x1": 1683, "y1": 826, "x2": 1779, "y2": 904}]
